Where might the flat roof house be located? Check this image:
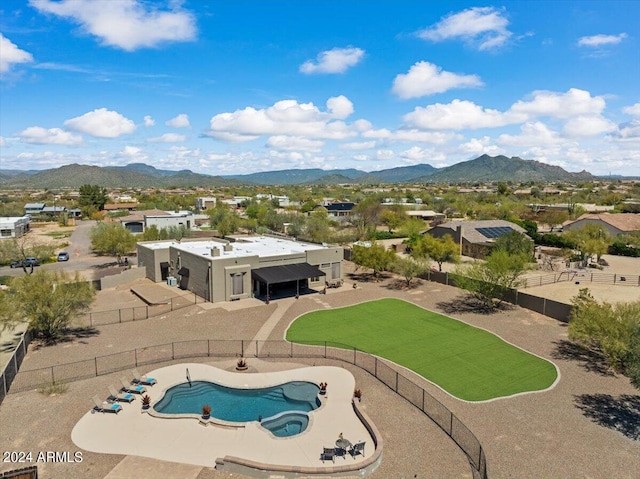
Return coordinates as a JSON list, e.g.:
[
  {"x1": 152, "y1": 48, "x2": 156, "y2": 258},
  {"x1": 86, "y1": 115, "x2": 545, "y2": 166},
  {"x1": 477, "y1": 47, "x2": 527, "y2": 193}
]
[
  {"x1": 426, "y1": 219, "x2": 530, "y2": 259},
  {"x1": 120, "y1": 209, "x2": 195, "y2": 234},
  {"x1": 137, "y1": 236, "x2": 343, "y2": 303},
  {"x1": 0, "y1": 216, "x2": 30, "y2": 239}
]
